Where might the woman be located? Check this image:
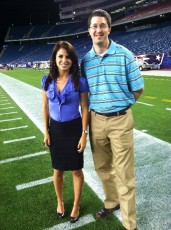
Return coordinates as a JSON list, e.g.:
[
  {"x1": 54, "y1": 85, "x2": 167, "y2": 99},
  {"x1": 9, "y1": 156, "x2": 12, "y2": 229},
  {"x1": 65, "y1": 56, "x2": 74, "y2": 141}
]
[{"x1": 41, "y1": 41, "x2": 89, "y2": 223}]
